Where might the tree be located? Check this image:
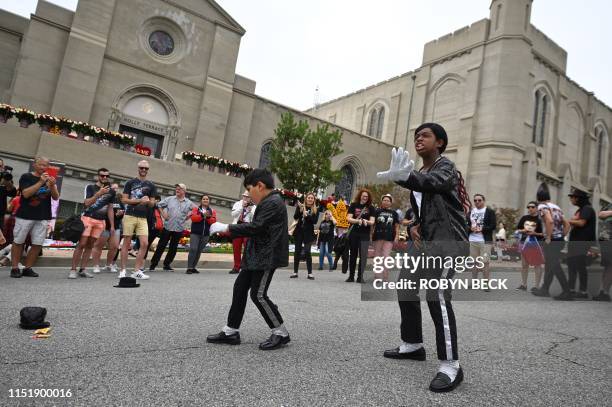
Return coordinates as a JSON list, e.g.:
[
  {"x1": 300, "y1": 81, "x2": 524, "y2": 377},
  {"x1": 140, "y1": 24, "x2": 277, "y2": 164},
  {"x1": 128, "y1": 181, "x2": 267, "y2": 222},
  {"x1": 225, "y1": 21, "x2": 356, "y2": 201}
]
[{"x1": 270, "y1": 112, "x2": 343, "y2": 194}]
